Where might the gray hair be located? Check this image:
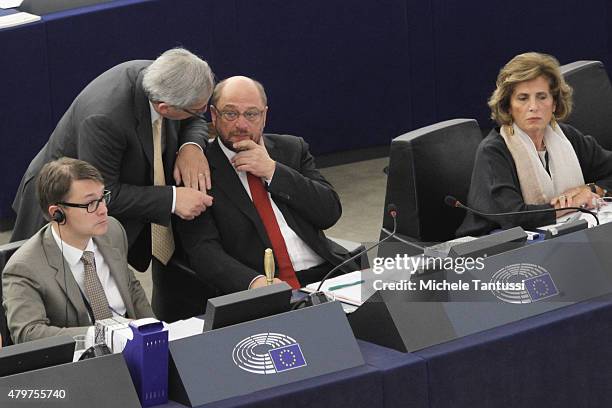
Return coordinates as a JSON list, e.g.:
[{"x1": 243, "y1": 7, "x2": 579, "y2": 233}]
[{"x1": 142, "y1": 48, "x2": 215, "y2": 108}]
